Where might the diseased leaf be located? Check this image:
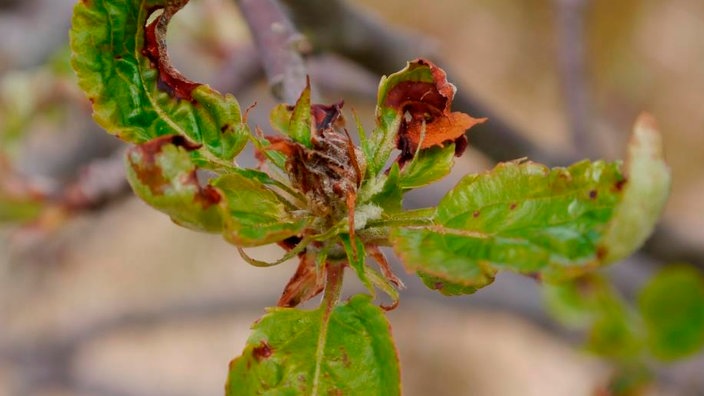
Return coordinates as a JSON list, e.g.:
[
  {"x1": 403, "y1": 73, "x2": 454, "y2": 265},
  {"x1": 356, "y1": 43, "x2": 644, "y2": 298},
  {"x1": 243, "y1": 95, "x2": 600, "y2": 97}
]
[
  {"x1": 639, "y1": 265, "x2": 704, "y2": 360},
  {"x1": 125, "y1": 135, "x2": 223, "y2": 232},
  {"x1": 392, "y1": 227, "x2": 497, "y2": 288},
  {"x1": 418, "y1": 272, "x2": 484, "y2": 296},
  {"x1": 278, "y1": 251, "x2": 325, "y2": 308},
  {"x1": 391, "y1": 117, "x2": 670, "y2": 292},
  {"x1": 399, "y1": 143, "x2": 456, "y2": 189},
  {"x1": 599, "y1": 113, "x2": 671, "y2": 263},
  {"x1": 392, "y1": 160, "x2": 622, "y2": 286},
  {"x1": 212, "y1": 173, "x2": 305, "y2": 247},
  {"x1": 375, "y1": 58, "x2": 486, "y2": 165},
  {"x1": 227, "y1": 294, "x2": 400, "y2": 396},
  {"x1": 70, "y1": 0, "x2": 248, "y2": 160}
]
